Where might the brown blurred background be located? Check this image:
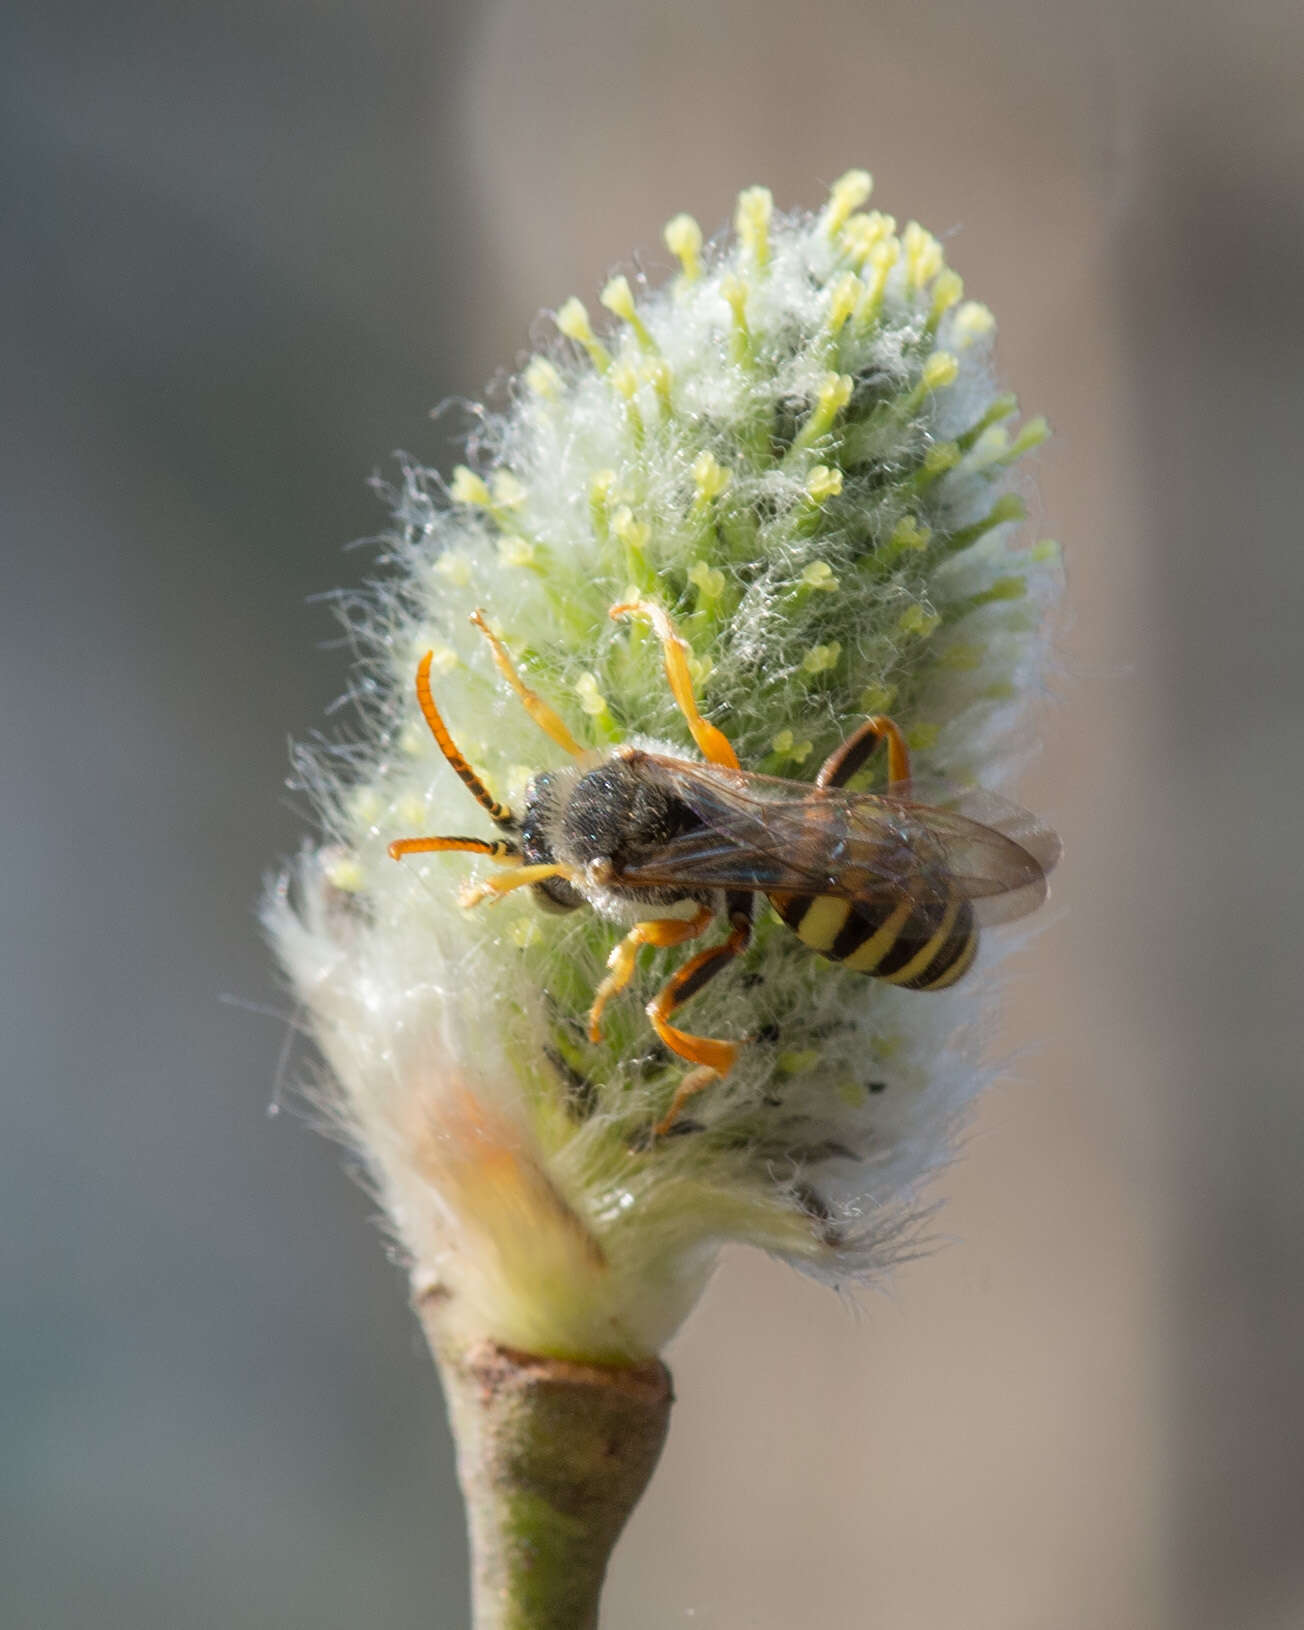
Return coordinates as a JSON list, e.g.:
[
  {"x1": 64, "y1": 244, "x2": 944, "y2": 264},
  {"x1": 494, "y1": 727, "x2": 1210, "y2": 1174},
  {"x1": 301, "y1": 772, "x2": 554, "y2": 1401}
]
[{"x1": 4, "y1": 2, "x2": 1301, "y2": 1625}]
